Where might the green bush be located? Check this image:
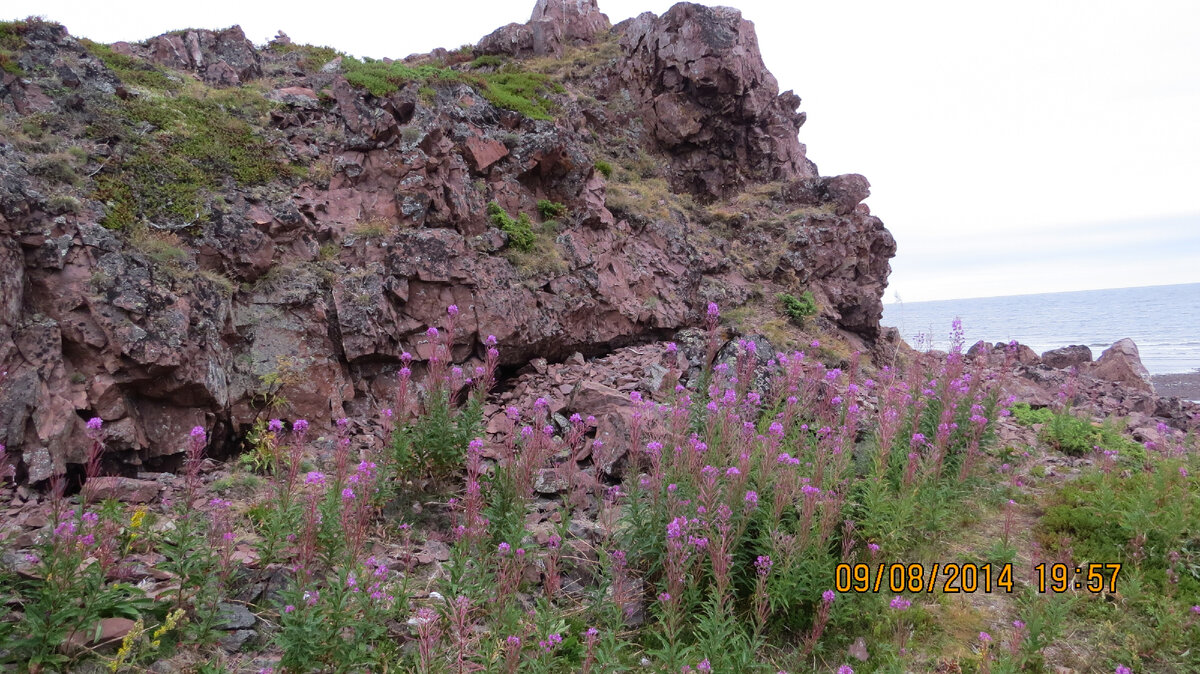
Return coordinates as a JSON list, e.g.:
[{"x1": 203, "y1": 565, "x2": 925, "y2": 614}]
[
  {"x1": 1011, "y1": 402, "x2": 1054, "y2": 426},
  {"x1": 486, "y1": 201, "x2": 536, "y2": 251},
  {"x1": 594, "y1": 160, "x2": 613, "y2": 178},
  {"x1": 778, "y1": 291, "x2": 818, "y2": 323},
  {"x1": 537, "y1": 199, "x2": 567, "y2": 219},
  {"x1": 1037, "y1": 408, "x2": 1144, "y2": 459}
]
